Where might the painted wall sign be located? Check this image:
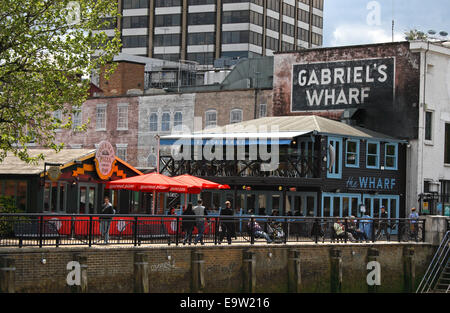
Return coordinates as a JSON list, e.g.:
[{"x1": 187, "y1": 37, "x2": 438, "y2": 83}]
[
  {"x1": 95, "y1": 141, "x2": 116, "y2": 180},
  {"x1": 346, "y1": 176, "x2": 396, "y2": 191},
  {"x1": 47, "y1": 166, "x2": 62, "y2": 182},
  {"x1": 291, "y1": 58, "x2": 395, "y2": 111}
]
